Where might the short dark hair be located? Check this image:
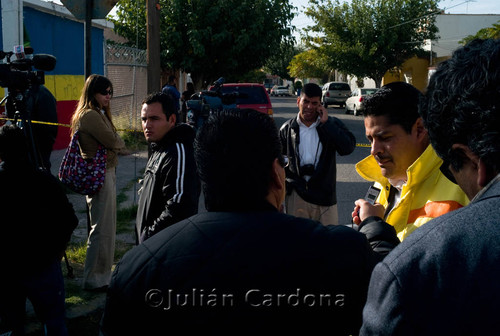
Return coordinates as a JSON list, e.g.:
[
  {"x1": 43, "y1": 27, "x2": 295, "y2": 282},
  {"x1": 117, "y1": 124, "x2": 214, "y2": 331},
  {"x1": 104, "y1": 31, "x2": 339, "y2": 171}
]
[
  {"x1": 194, "y1": 109, "x2": 282, "y2": 211},
  {"x1": 142, "y1": 92, "x2": 177, "y2": 122},
  {"x1": 420, "y1": 38, "x2": 500, "y2": 173},
  {"x1": 301, "y1": 83, "x2": 322, "y2": 98},
  {"x1": 363, "y1": 81, "x2": 422, "y2": 134}
]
